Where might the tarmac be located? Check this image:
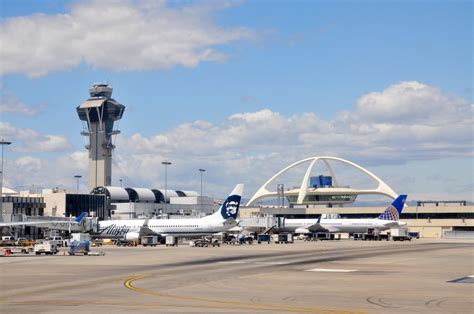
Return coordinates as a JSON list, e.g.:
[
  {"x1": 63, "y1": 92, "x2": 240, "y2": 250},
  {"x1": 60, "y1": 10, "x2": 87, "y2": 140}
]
[{"x1": 0, "y1": 239, "x2": 473, "y2": 313}]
